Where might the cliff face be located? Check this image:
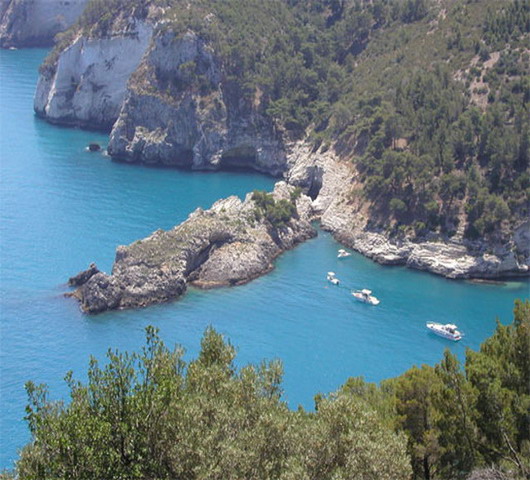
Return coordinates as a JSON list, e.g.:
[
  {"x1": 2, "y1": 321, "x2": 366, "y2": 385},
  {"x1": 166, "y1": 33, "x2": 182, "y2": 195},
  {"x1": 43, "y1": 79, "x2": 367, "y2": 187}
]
[
  {"x1": 32, "y1": 3, "x2": 528, "y2": 292},
  {"x1": 34, "y1": 19, "x2": 152, "y2": 129},
  {"x1": 71, "y1": 183, "x2": 315, "y2": 313},
  {"x1": 100, "y1": 28, "x2": 287, "y2": 174},
  {"x1": 0, "y1": 0, "x2": 88, "y2": 48},
  {"x1": 287, "y1": 142, "x2": 530, "y2": 280},
  {"x1": 35, "y1": 17, "x2": 288, "y2": 172}
]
